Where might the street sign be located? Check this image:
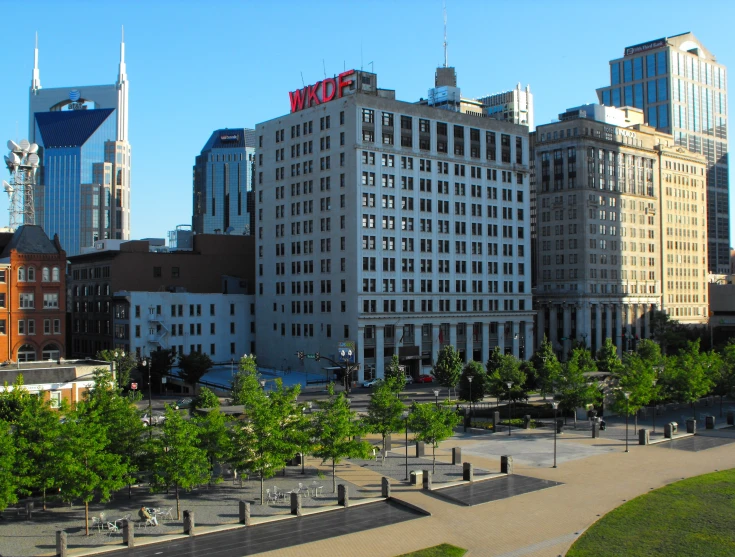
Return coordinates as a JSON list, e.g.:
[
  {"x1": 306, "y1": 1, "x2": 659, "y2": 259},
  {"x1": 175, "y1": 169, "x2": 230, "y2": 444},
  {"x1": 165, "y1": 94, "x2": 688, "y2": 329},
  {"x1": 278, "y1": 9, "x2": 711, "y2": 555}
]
[
  {"x1": 338, "y1": 341, "x2": 356, "y2": 363},
  {"x1": 131, "y1": 382, "x2": 138, "y2": 390},
  {"x1": 306, "y1": 353, "x2": 316, "y2": 359}
]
